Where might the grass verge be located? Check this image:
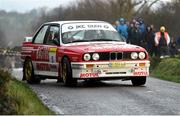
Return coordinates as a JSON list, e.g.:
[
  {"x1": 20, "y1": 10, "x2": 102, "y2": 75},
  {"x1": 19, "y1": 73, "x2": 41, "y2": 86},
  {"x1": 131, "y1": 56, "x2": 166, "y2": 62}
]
[
  {"x1": 0, "y1": 70, "x2": 55, "y2": 115},
  {"x1": 151, "y1": 57, "x2": 180, "y2": 83}
]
